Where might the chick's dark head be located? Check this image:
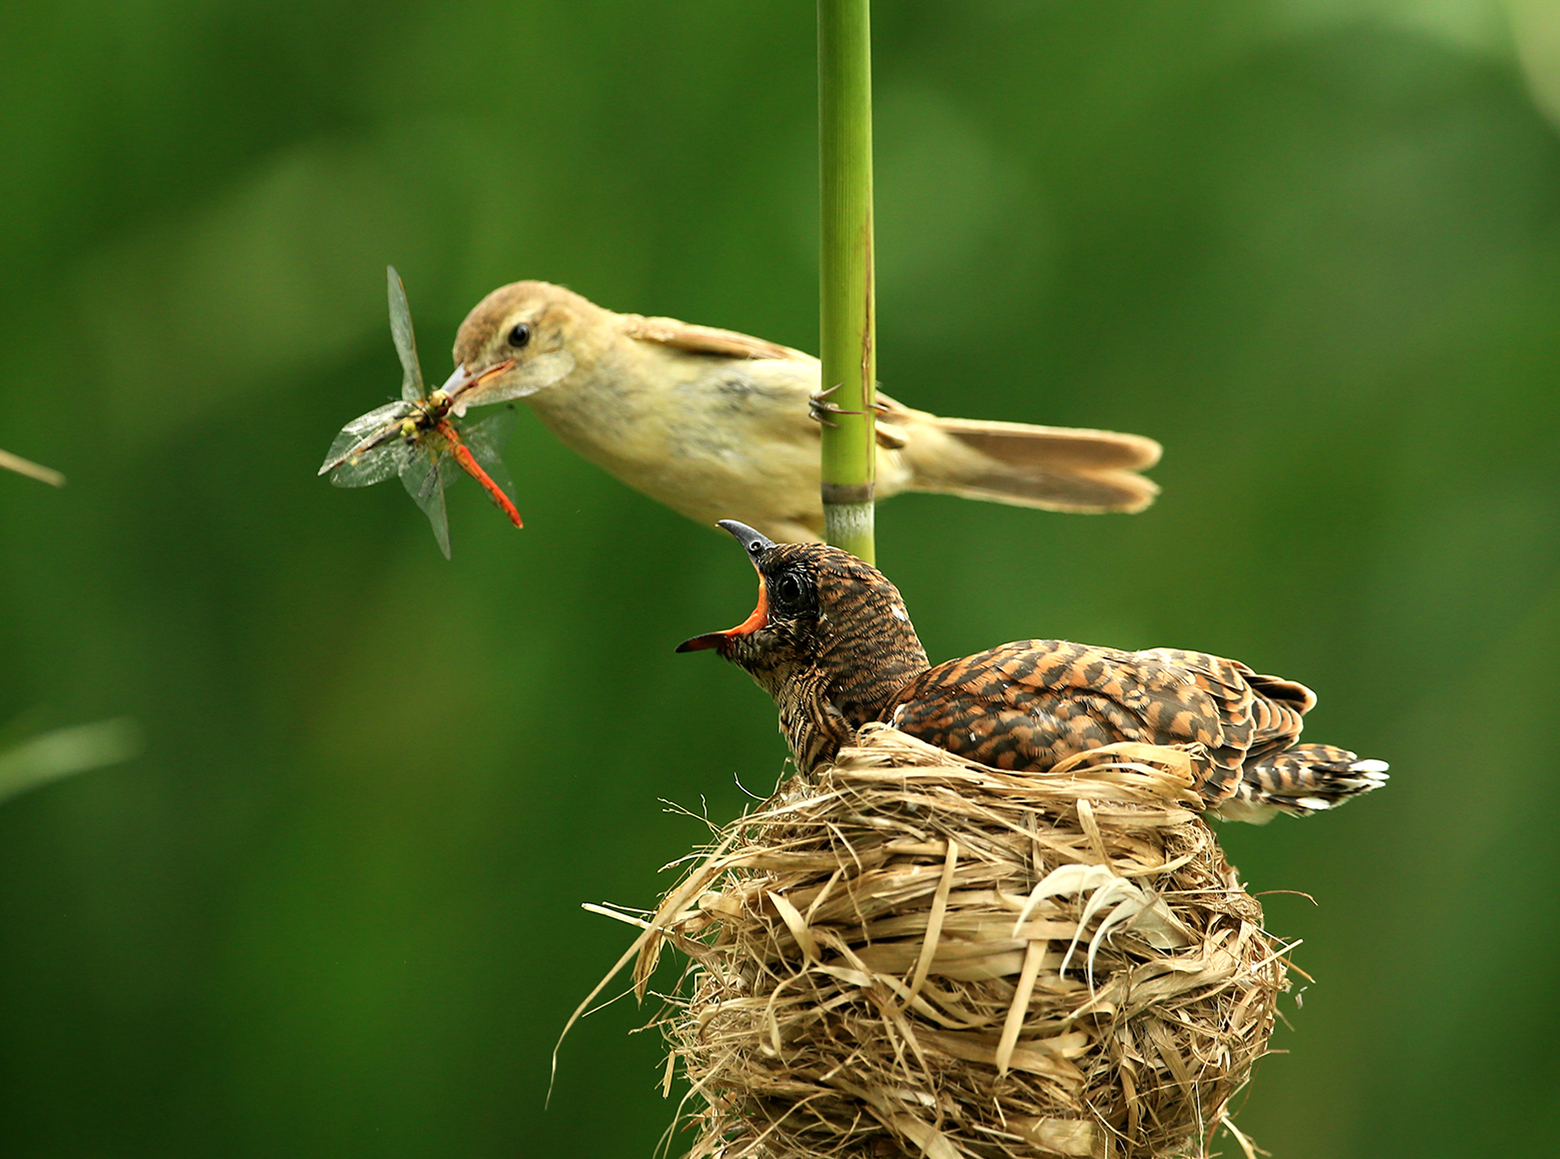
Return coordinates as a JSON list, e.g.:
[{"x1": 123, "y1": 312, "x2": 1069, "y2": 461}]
[{"x1": 678, "y1": 521, "x2": 929, "y2": 730}]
